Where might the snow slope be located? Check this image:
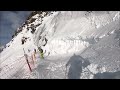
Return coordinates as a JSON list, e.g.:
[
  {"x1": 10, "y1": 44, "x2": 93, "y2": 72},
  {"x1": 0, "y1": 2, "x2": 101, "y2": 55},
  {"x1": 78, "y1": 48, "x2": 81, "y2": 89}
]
[{"x1": 0, "y1": 11, "x2": 120, "y2": 79}]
